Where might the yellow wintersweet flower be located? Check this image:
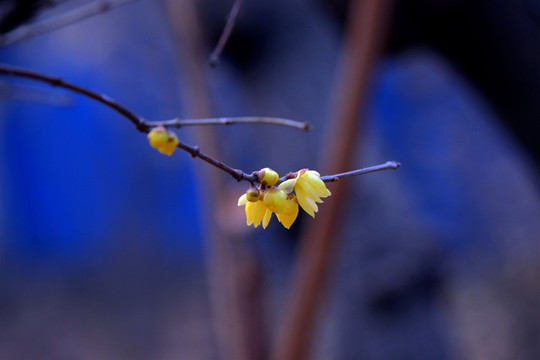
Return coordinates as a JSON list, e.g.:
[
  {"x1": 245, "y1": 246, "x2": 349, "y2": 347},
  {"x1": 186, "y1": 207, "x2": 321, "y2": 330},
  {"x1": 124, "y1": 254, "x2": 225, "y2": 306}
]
[
  {"x1": 261, "y1": 187, "x2": 293, "y2": 229},
  {"x1": 260, "y1": 194, "x2": 299, "y2": 229},
  {"x1": 238, "y1": 193, "x2": 267, "y2": 228},
  {"x1": 238, "y1": 168, "x2": 328, "y2": 229},
  {"x1": 238, "y1": 186, "x2": 299, "y2": 229},
  {"x1": 263, "y1": 187, "x2": 287, "y2": 213},
  {"x1": 147, "y1": 126, "x2": 179, "y2": 155},
  {"x1": 282, "y1": 169, "x2": 331, "y2": 217},
  {"x1": 275, "y1": 195, "x2": 299, "y2": 229}
]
